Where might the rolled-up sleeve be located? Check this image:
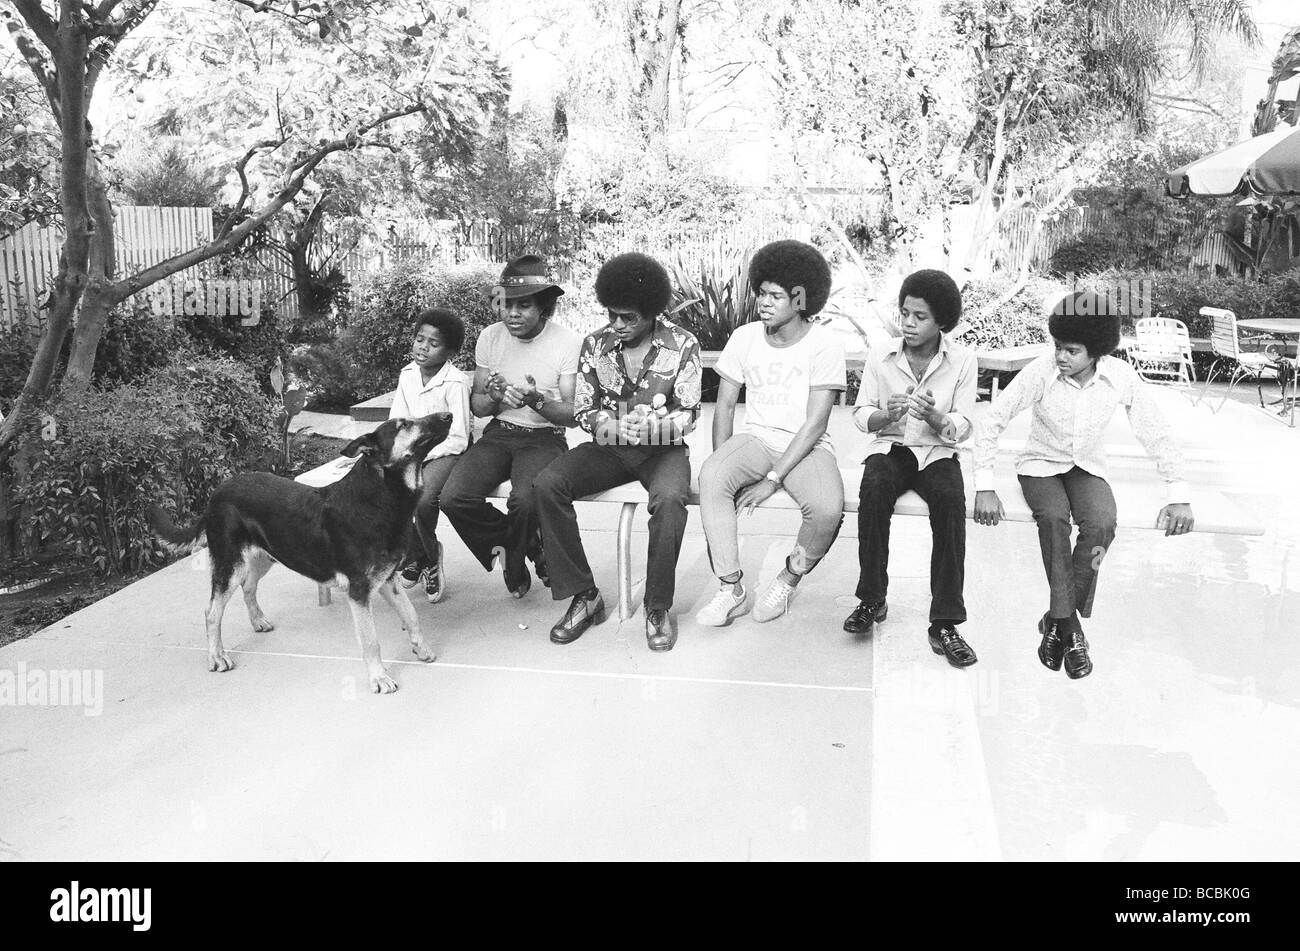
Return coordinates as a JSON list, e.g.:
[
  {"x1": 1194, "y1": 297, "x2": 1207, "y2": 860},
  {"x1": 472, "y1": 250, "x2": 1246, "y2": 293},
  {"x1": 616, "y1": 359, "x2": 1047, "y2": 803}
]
[
  {"x1": 973, "y1": 362, "x2": 1039, "y2": 491},
  {"x1": 853, "y1": 353, "x2": 883, "y2": 433},
  {"x1": 941, "y1": 349, "x2": 978, "y2": 445},
  {"x1": 429, "y1": 377, "x2": 471, "y2": 458},
  {"x1": 1125, "y1": 379, "x2": 1191, "y2": 503}
]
